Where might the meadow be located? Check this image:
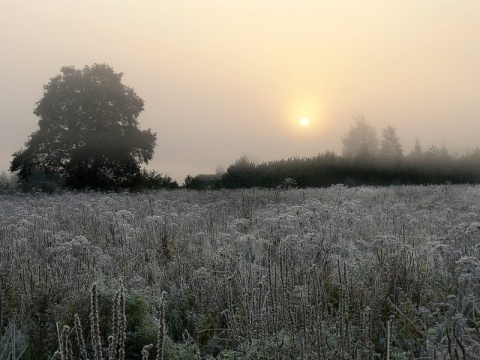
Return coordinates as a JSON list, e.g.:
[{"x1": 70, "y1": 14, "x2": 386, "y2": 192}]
[{"x1": 1, "y1": 185, "x2": 479, "y2": 359}]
